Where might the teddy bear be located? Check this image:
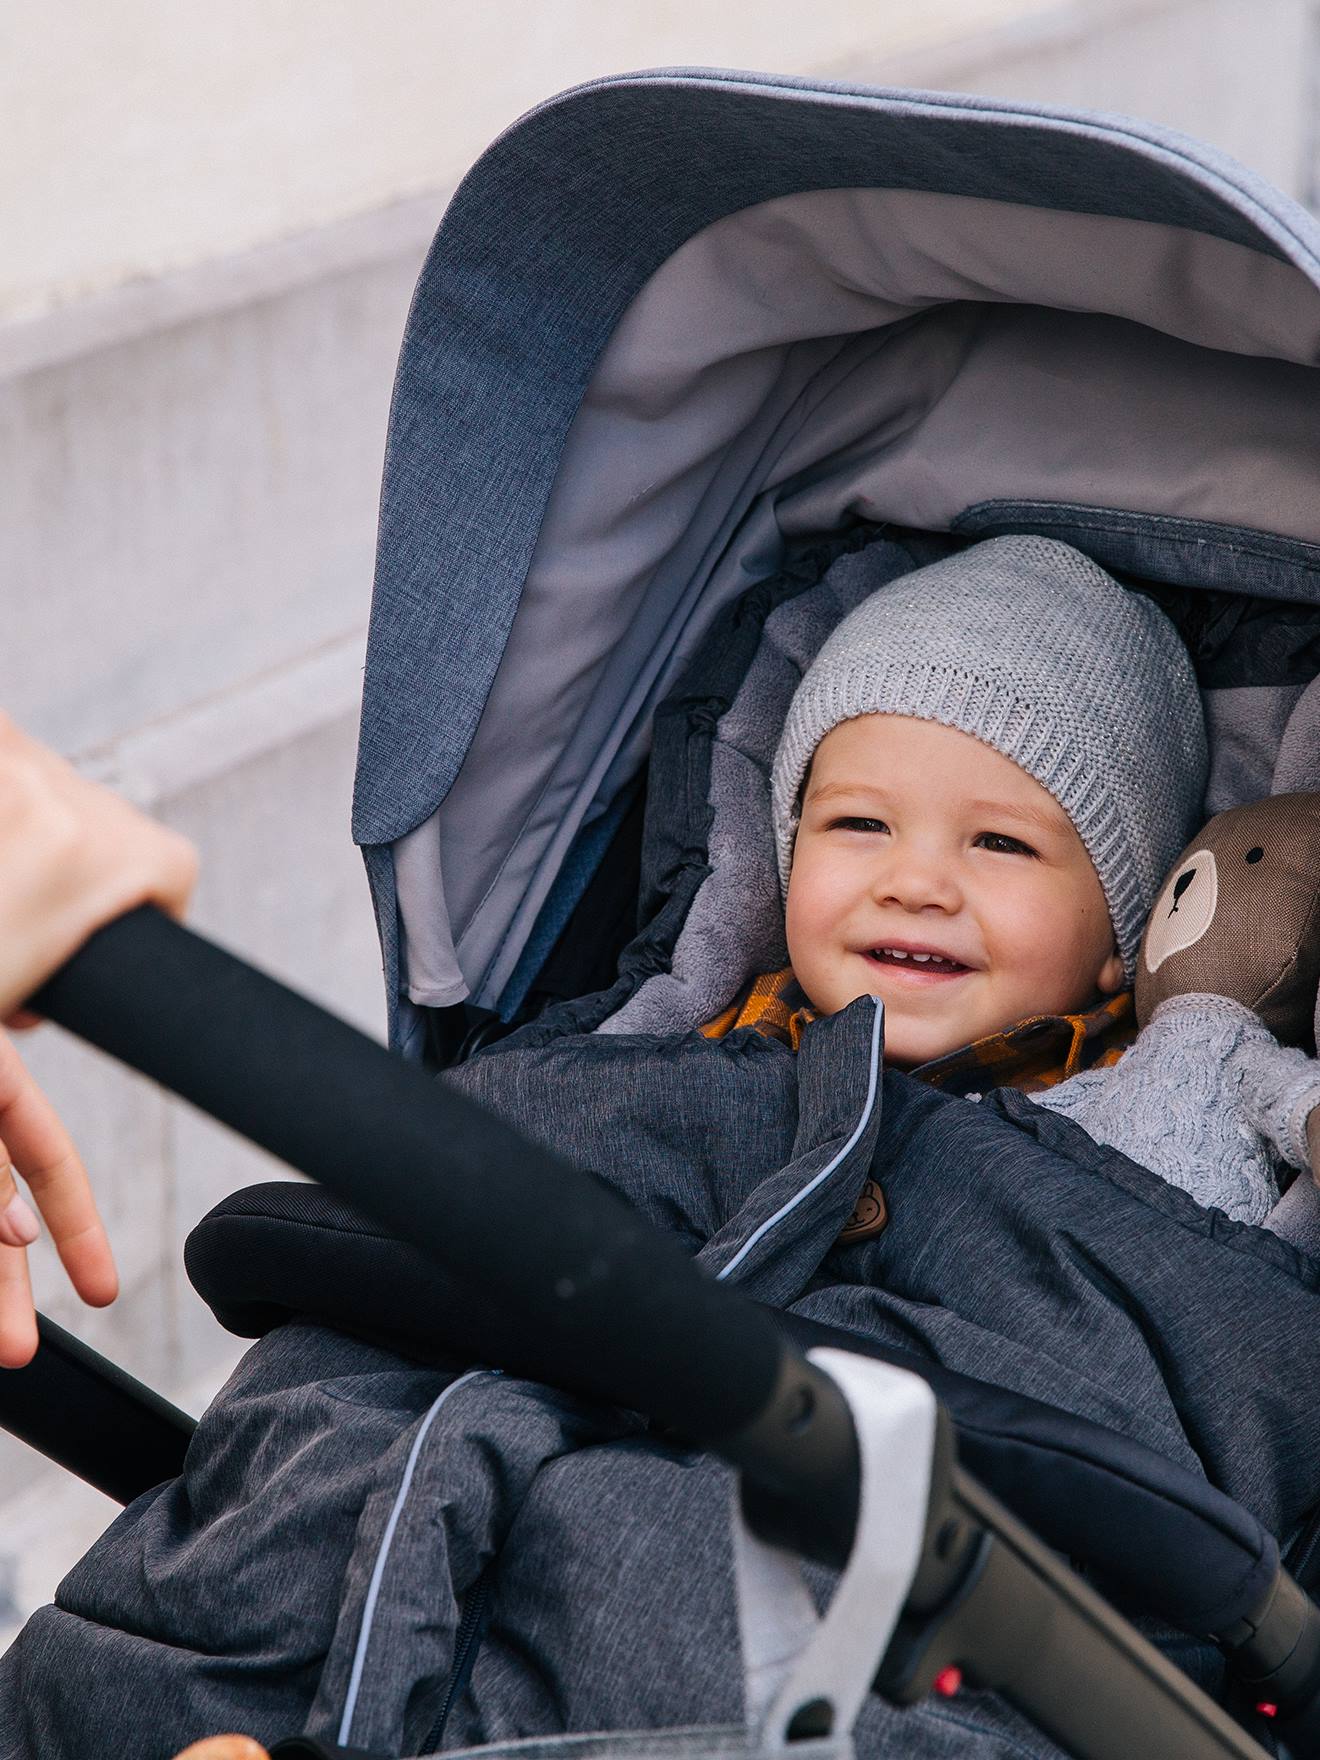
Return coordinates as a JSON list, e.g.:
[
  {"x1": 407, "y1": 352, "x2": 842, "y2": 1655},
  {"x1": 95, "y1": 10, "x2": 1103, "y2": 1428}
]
[{"x1": 1032, "y1": 793, "x2": 1320, "y2": 1234}]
